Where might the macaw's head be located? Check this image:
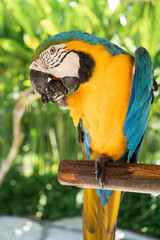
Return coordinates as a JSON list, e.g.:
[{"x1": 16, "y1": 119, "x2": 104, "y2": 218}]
[{"x1": 30, "y1": 30, "x2": 95, "y2": 106}]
